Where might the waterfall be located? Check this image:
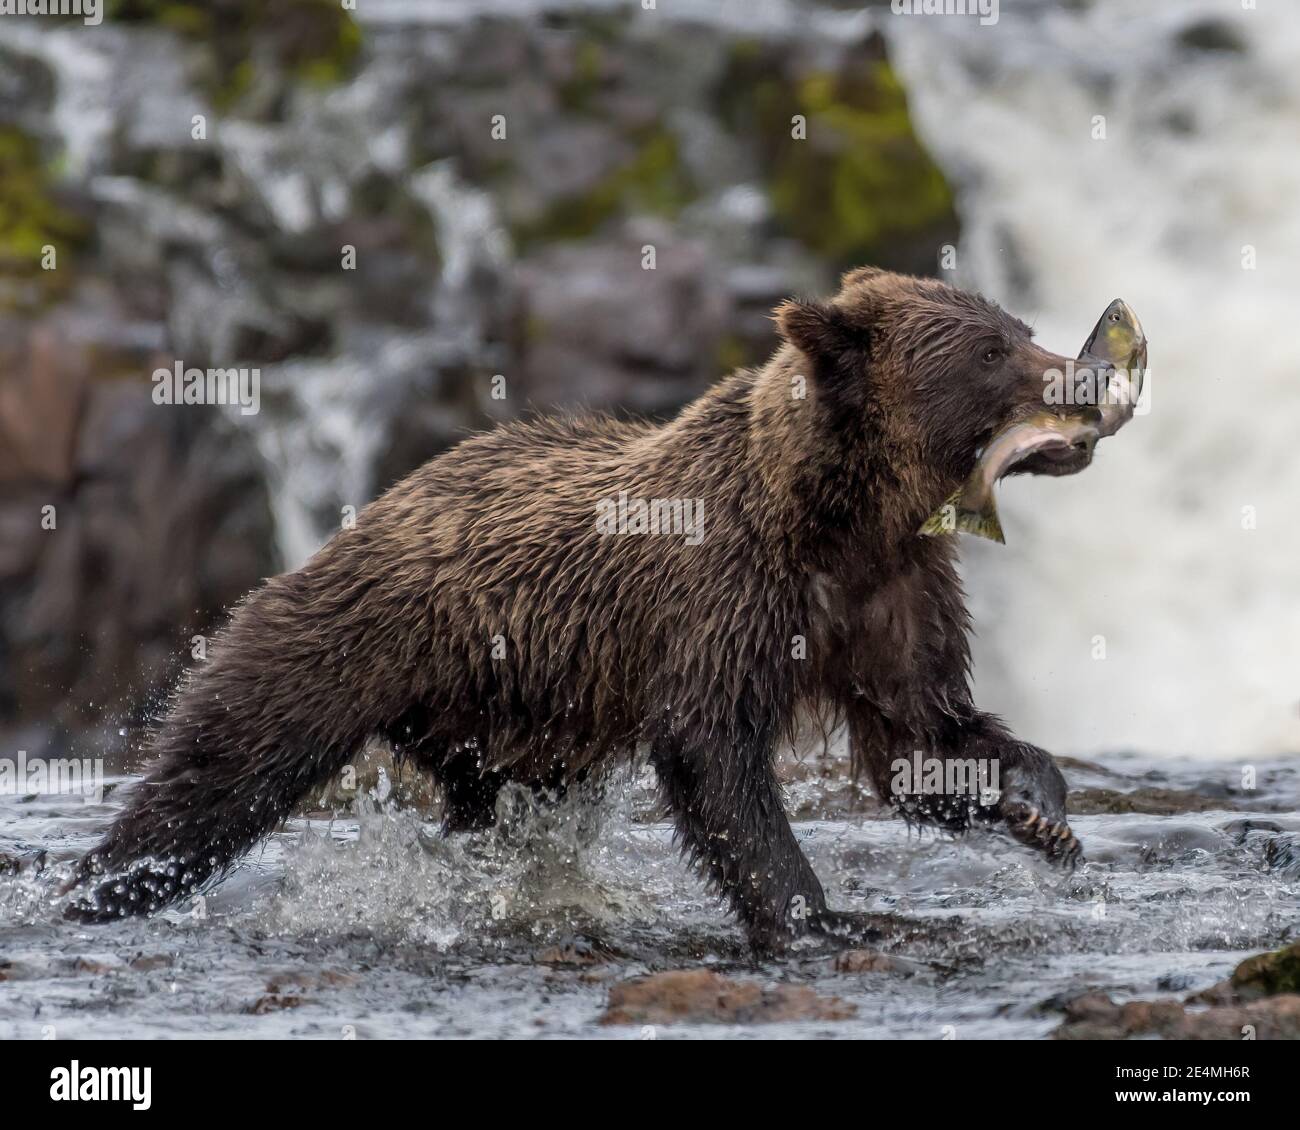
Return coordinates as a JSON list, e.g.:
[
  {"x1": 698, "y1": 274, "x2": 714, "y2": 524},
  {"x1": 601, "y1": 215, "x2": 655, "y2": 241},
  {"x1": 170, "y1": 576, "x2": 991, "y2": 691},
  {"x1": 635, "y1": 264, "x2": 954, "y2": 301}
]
[{"x1": 885, "y1": 0, "x2": 1300, "y2": 756}]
